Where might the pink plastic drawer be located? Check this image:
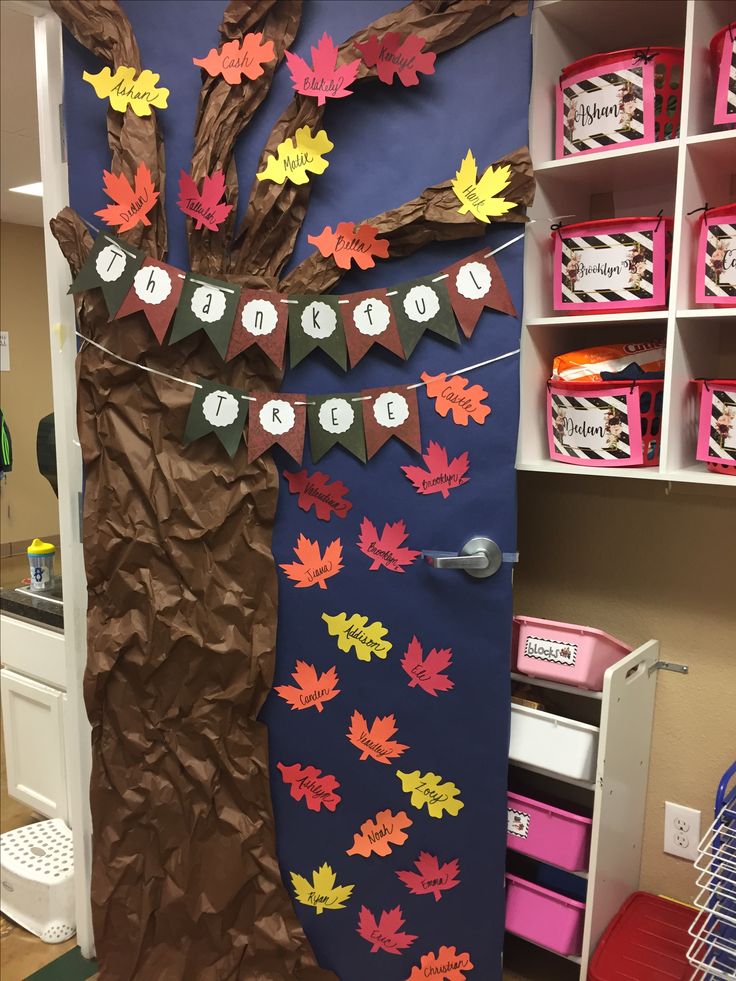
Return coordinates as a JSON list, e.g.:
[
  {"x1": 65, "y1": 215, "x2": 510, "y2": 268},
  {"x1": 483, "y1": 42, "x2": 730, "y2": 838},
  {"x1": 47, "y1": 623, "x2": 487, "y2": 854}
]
[
  {"x1": 515, "y1": 616, "x2": 632, "y2": 691},
  {"x1": 505, "y1": 873, "x2": 586, "y2": 957},
  {"x1": 507, "y1": 792, "x2": 592, "y2": 872}
]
